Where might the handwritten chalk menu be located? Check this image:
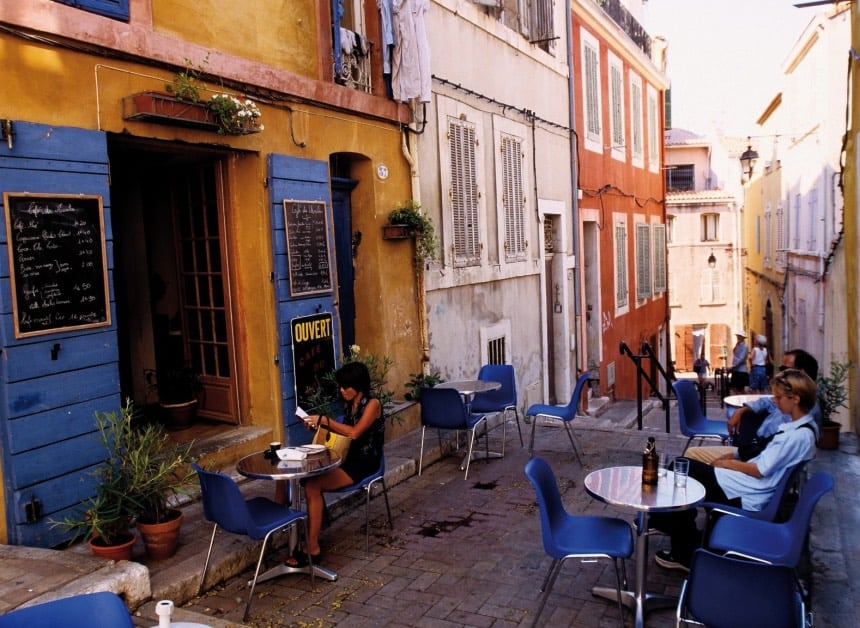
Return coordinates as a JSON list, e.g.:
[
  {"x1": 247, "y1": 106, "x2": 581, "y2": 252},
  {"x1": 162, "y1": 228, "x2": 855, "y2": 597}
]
[
  {"x1": 291, "y1": 313, "x2": 336, "y2": 411},
  {"x1": 283, "y1": 200, "x2": 333, "y2": 296},
  {"x1": 3, "y1": 193, "x2": 111, "y2": 338}
]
